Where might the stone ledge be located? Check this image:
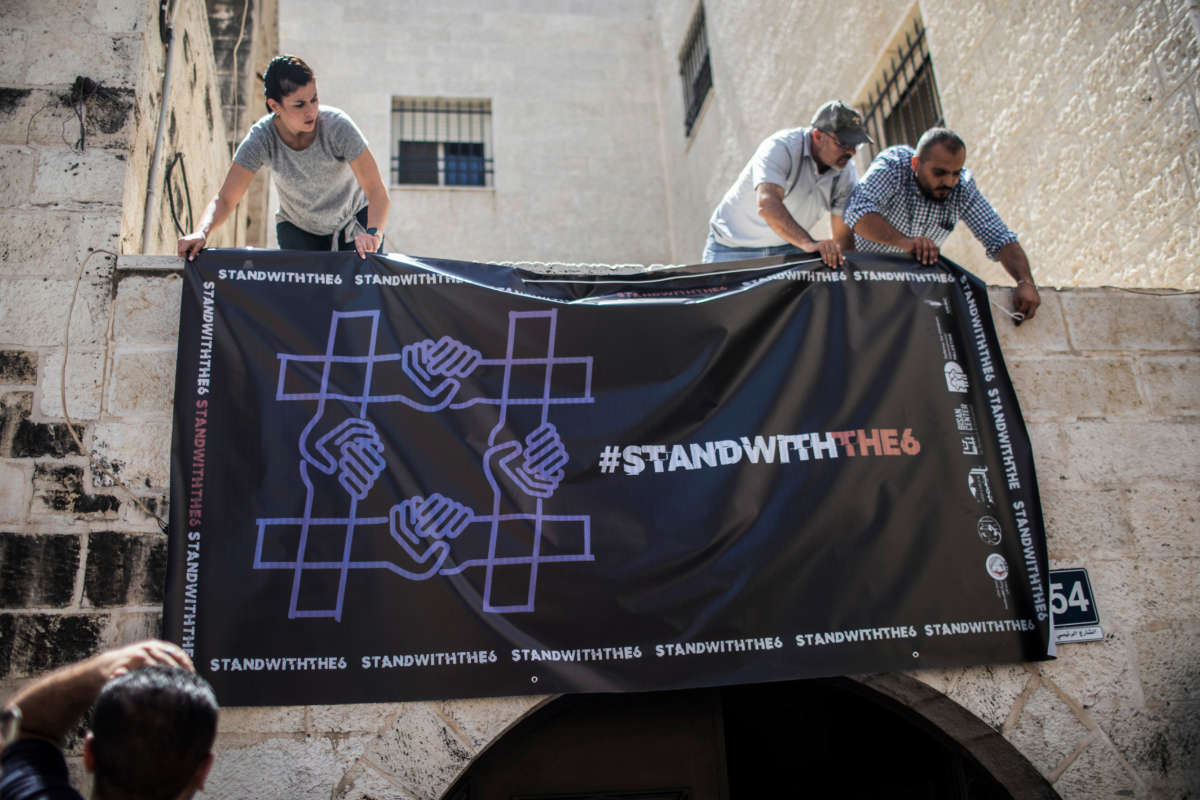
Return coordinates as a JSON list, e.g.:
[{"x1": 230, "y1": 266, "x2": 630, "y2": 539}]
[{"x1": 116, "y1": 254, "x2": 185, "y2": 273}]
